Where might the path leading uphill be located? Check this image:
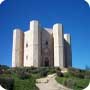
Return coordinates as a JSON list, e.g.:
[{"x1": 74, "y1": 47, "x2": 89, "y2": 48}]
[{"x1": 36, "y1": 74, "x2": 72, "y2": 90}]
